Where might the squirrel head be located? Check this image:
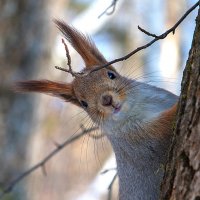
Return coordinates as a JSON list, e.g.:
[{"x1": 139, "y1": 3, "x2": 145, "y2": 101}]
[{"x1": 15, "y1": 20, "x2": 129, "y2": 125}]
